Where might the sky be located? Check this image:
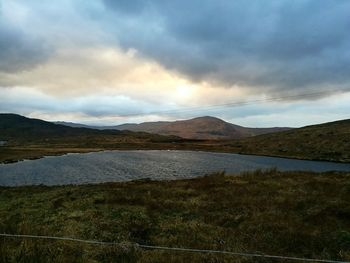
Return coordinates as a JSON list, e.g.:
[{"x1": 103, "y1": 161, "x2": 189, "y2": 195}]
[{"x1": 0, "y1": 0, "x2": 349, "y2": 127}]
